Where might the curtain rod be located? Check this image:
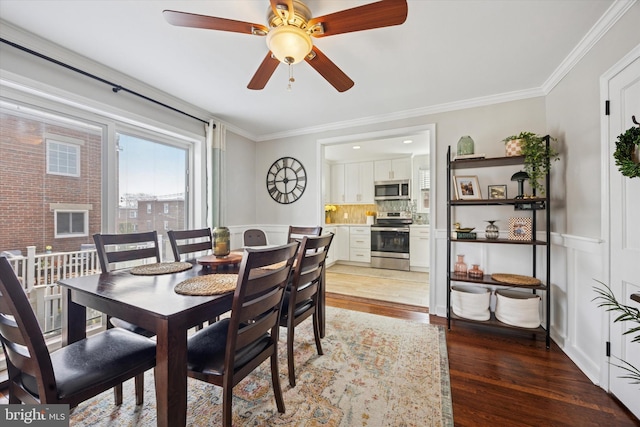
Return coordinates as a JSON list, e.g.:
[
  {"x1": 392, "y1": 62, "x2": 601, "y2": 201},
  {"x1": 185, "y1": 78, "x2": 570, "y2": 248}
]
[{"x1": 0, "y1": 37, "x2": 213, "y2": 127}]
